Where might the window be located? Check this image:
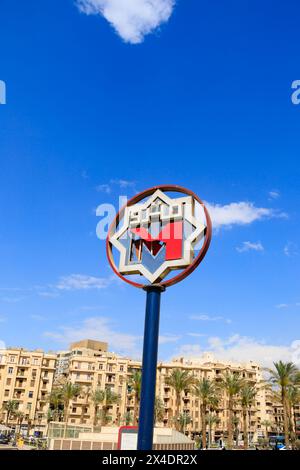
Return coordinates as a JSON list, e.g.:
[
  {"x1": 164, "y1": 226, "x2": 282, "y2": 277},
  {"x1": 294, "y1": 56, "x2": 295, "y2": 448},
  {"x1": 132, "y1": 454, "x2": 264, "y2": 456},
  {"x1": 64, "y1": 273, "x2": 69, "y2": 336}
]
[
  {"x1": 27, "y1": 403, "x2": 32, "y2": 410},
  {"x1": 4, "y1": 390, "x2": 9, "y2": 397},
  {"x1": 8, "y1": 367, "x2": 13, "y2": 374},
  {"x1": 99, "y1": 364, "x2": 103, "y2": 370},
  {"x1": 9, "y1": 356, "x2": 15, "y2": 363},
  {"x1": 72, "y1": 407, "x2": 77, "y2": 413},
  {"x1": 28, "y1": 391, "x2": 33, "y2": 398},
  {"x1": 21, "y1": 358, "x2": 28, "y2": 365},
  {"x1": 120, "y1": 366, "x2": 124, "y2": 372},
  {"x1": 6, "y1": 378, "x2": 11, "y2": 385},
  {"x1": 33, "y1": 358, "x2": 39, "y2": 366}
]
